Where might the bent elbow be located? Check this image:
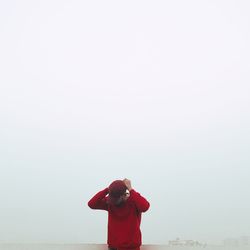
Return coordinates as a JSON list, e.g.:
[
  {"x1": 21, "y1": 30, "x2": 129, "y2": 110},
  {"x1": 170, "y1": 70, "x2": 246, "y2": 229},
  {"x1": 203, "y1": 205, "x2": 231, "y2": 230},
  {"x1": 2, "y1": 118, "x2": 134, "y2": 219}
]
[
  {"x1": 142, "y1": 202, "x2": 150, "y2": 212},
  {"x1": 88, "y1": 200, "x2": 95, "y2": 209}
]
